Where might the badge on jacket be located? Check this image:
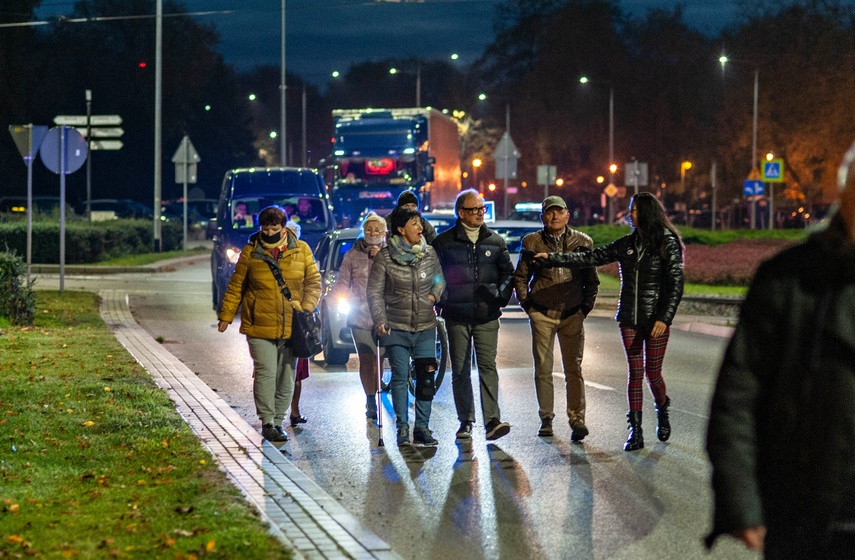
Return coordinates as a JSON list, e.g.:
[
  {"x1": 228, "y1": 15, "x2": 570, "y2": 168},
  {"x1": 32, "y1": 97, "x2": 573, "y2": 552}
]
[{"x1": 485, "y1": 250, "x2": 492, "y2": 257}]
